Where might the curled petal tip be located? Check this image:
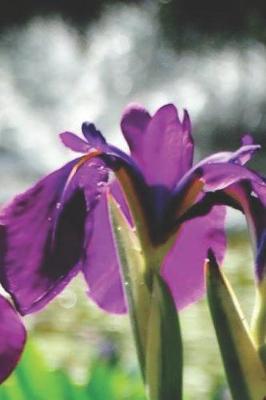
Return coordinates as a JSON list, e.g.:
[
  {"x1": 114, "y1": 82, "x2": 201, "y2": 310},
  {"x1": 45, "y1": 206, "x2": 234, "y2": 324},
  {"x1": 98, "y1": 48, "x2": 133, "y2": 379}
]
[
  {"x1": 182, "y1": 109, "x2": 191, "y2": 132},
  {"x1": 82, "y1": 121, "x2": 97, "y2": 136},
  {"x1": 241, "y1": 133, "x2": 255, "y2": 146},
  {"x1": 120, "y1": 103, "x2": 150, "y2": 135},
  {"x1": 122, "y1": 102, "x2": 146, "y2": 114},
  {"x1": 81, "y1": 121, "x2": 106, "y2": 146}
]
